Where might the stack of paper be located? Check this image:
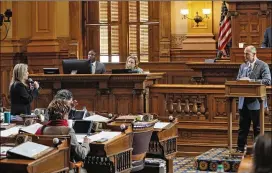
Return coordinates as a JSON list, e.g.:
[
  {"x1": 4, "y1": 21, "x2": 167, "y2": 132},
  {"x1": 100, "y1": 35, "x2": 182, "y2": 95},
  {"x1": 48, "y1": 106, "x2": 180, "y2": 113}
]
[
  {"x1": 20, "y1": 123, "x2": 43, "y2": 134},
  {"x1": 83, "y1": 114, "x2": 110, "y2": 122},
  {"x1": 0, "y1": 126, "x2": 23, "y2": 137},
  {"x1": 0, "y1": 146, "x2": 13, "y2": 156},
  {"x1": 154, "y1": 122, "x2": 170, "y2": 129},
  {"x1": 76, "y1": 131, "x2": 121, "y2": 143},
  {"x1": 7, "y1": 141, "x2": 53, "y2": 160}
]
